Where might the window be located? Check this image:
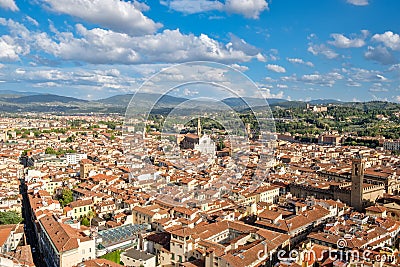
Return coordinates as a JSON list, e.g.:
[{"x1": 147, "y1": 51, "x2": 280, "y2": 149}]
[{"x1": 171, "y1": 253, "x2": 175, "y2": 260}]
